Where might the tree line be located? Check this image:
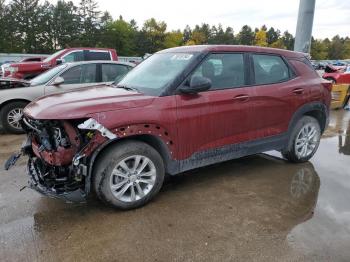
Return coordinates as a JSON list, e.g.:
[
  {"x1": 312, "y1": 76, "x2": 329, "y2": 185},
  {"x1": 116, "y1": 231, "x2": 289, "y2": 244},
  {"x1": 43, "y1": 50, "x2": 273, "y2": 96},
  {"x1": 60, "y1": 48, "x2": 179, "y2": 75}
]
[{"x1": 0, "y1": 0, "x2": 349, "y2": 59}]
